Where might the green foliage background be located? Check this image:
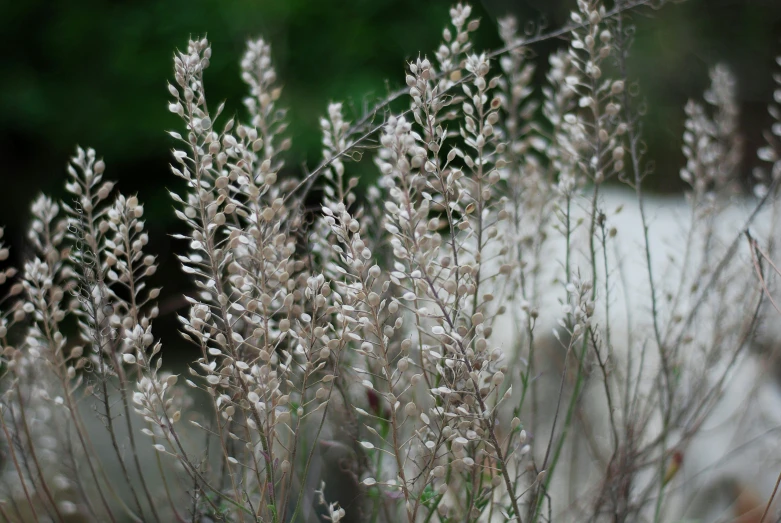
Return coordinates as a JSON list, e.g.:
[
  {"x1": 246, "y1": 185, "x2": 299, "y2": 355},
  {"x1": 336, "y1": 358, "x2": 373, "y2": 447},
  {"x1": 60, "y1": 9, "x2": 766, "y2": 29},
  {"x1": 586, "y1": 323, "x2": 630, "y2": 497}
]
[
  {"x1": 0, "y1": 0, "x2": 779, "y2": 351},
  {"x1": 2, "y1": 0, "x2": 780, "y2": 217}
]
